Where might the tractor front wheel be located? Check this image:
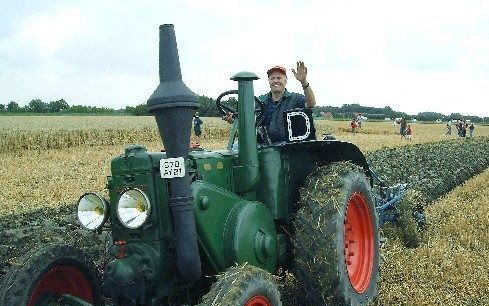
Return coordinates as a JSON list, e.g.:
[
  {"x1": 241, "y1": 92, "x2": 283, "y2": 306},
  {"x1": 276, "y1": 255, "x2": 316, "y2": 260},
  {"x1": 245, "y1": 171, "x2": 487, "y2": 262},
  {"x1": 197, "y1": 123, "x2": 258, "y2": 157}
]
[
  {"x1": 200, "y1": 264, "x2": 281, "y2": 306},
  {"x1": 293, "y1": 162, "x2": 380, "y2": 305},
  {"x1": 0, "y1": 244, "x2": 103, "y2": 306}
]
